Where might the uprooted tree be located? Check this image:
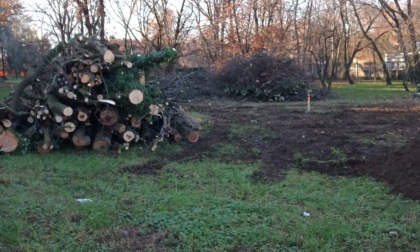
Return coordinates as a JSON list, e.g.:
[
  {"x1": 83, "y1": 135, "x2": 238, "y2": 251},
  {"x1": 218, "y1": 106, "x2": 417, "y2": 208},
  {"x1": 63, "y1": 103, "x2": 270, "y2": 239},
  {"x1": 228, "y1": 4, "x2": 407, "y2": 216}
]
[{"x1": 0, "y1": 35, "x2": 201, "y2": 154}]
